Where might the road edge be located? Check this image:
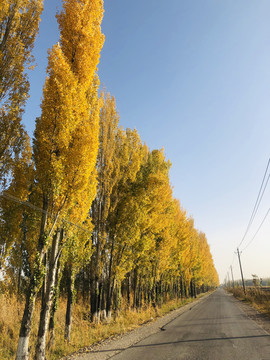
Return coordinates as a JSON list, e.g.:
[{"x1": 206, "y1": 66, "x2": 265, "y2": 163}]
[
  {"x1": 61, "y1": 290, "x2": 215, "y2": 360},
  {"x1": 225, "y1": 290, "x2": 270, "y2": 336}
]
